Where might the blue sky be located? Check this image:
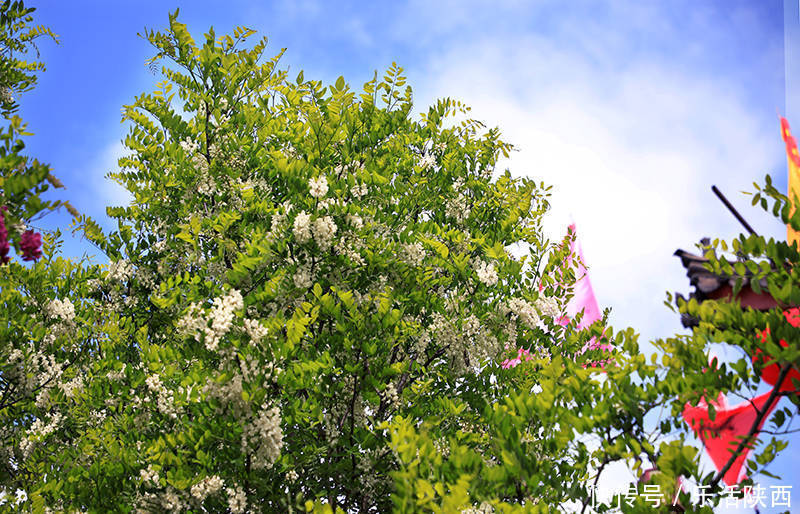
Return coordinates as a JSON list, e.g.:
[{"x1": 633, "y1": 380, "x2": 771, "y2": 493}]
[{"x1": 15, "y1": 0, "x2": 800, "y2": 511}]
